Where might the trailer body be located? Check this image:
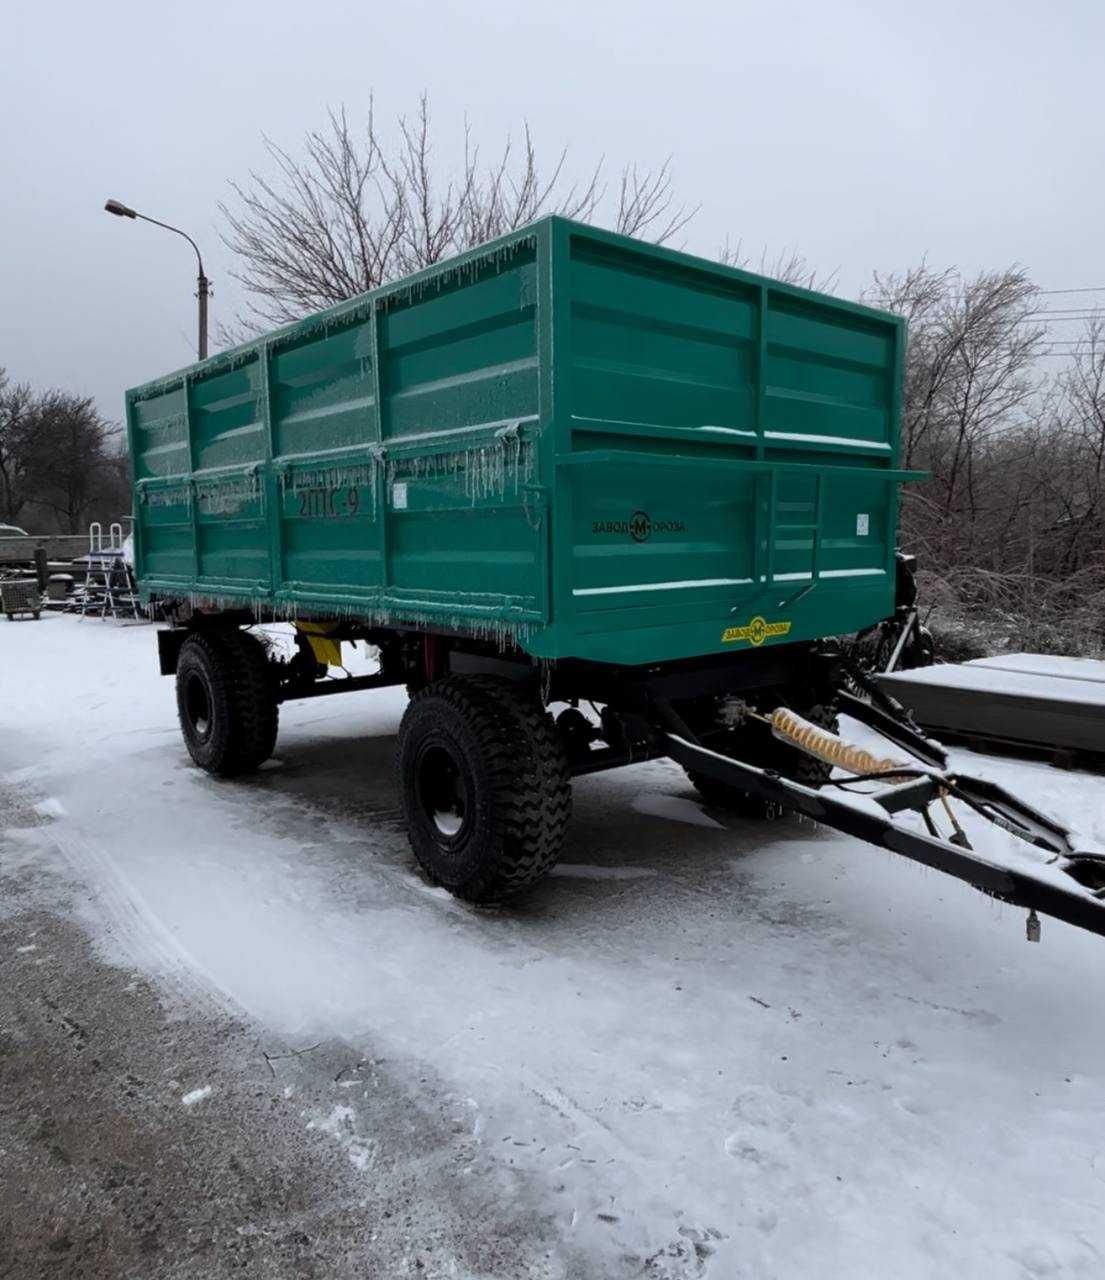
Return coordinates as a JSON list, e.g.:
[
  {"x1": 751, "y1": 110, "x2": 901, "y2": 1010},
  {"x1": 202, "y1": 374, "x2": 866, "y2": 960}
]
[{"x1": 127, "y1": 217, "x2": 911, "y2": 664}]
